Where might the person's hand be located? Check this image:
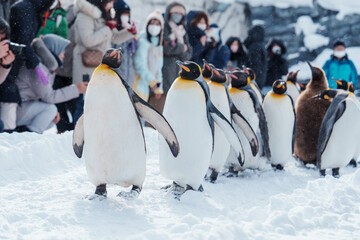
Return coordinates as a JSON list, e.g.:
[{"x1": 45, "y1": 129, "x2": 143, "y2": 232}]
[
  {"x1": 183, "y1": 44, "x2": 188, "y2": 52},
  {"x1": 155, "y1": 93, "x2": 162, "y2": 100},
  {"x1": 200, "y1": 35, "x2": 207, "y2": 47},
  {"x1": 106, "y1": 20, "x2": 117, "y2": 30},
  {"x1": 76, "y1": 82, "x2": 88, "y2": 94},
  {"x1": 34, "y1": 65, "x2": 49, "y2": 85},
  {"x1": 209, "y1": 37, "x2": 217, "y2": 48},
  {"x1": 1, "y1": 50, "x2": 15, "y2": 66},
  {"x1": 0, "y1": 40, "x2": 9, "y2": 59},
  {"x1": 53, "y1": 112, "x2": 60, "y2": 124},
  {"x1": 127, "y1": 20, "x2": 137, "y2": 34}
]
